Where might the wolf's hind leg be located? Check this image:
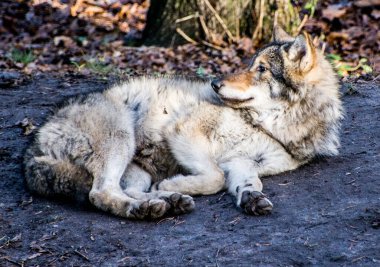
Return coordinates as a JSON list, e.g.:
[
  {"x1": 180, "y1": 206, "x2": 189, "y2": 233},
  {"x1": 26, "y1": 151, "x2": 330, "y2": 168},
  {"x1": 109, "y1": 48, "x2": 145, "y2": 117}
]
[
  {"x1": 88, "y1": 153, "x2": 173, "y2": 219},
  {"x1": 85, "y1": 143, "x2": 152, "y2": 219},
  {"x1": 153, "y1": 132, "x2": 225, "y2": 195},
  {"x1": 122, "y1": 163, "x2": 195, "y2": 215},
  {"x1": 221, "y1": 158, "x2": 273, "y2": 215},
  {"x1": 24, "y1": 125, "x2": 137, "y2": 217}
]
